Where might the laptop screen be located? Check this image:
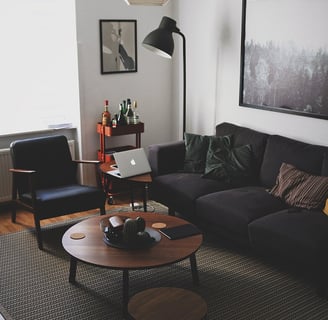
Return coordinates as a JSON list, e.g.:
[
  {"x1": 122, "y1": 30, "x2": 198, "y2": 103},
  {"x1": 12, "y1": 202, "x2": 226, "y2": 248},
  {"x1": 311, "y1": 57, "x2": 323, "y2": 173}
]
[{"x1": 108, "y1": 148, "x2": 151, "y2": 178}]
